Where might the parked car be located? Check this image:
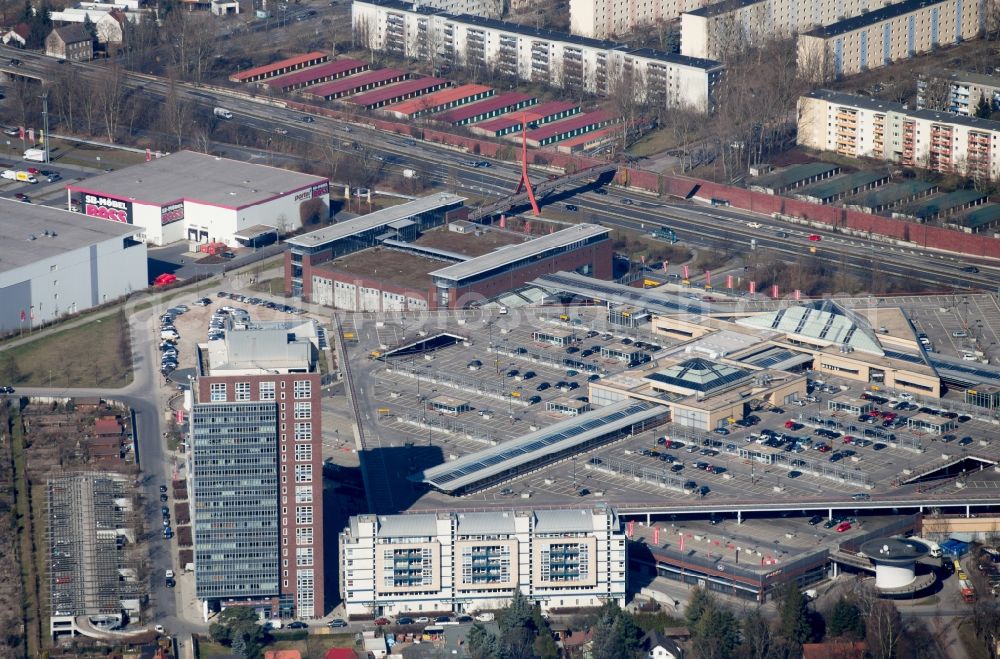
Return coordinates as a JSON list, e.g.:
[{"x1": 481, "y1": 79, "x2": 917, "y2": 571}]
[
  {"x1": 329, "y1": 618, "x2": 348, "y2": 628},
  {"x1": 835, "y1": 521, "x2": 852, "y2": 533}
]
